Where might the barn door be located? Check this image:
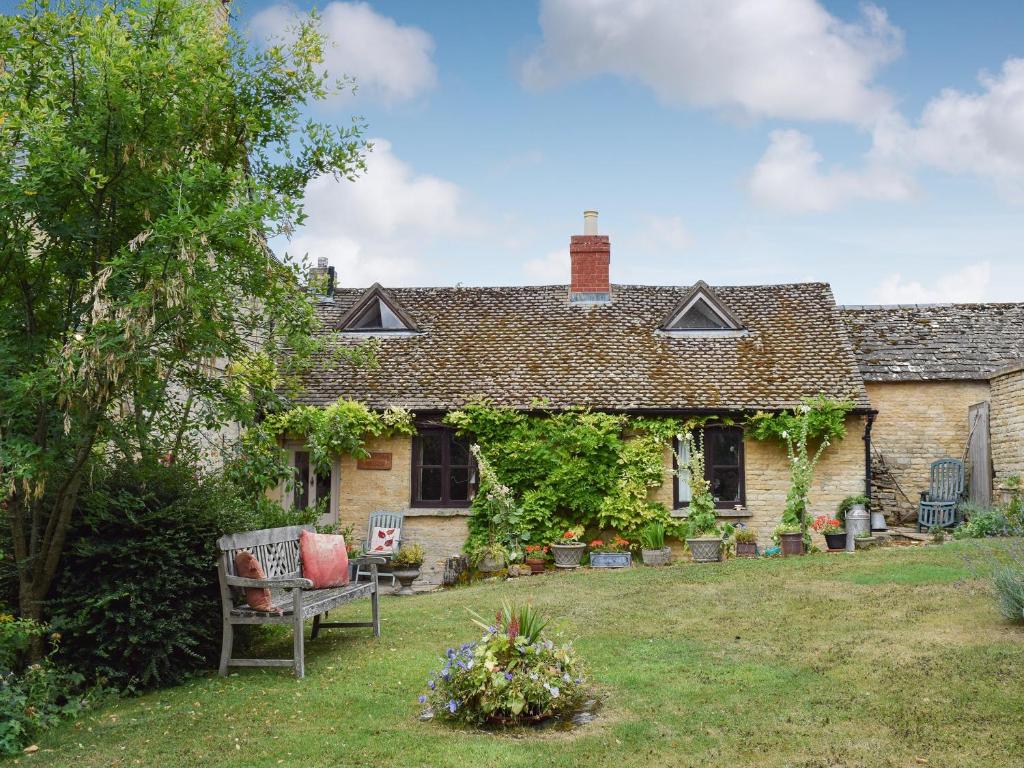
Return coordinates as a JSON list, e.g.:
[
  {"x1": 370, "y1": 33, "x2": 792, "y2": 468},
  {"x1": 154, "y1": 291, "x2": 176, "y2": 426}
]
[{"x1": 967, "y1": 401, "x2": 991, "y2": 508}]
